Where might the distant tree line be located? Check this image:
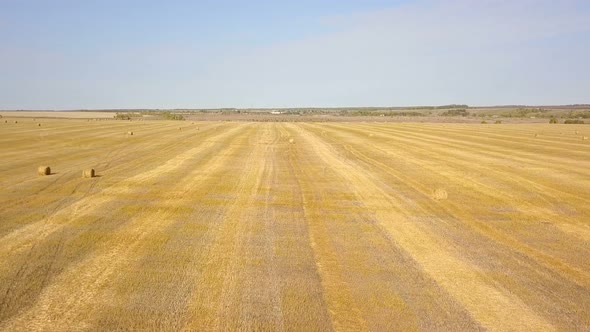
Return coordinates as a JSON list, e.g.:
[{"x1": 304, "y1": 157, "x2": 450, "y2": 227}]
[
  {"x1": 340, "y1": 110, "x2": 427, "y2": 117},
  {"x1": 440, "y1": 109, "x2": 469, "y2": 116},
  {"x1": 161, "y1": 111, "x2": 185, "y2": 120},
  {"x1": 114, "y1": 112, "x2": 142, "y2": 120}
]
